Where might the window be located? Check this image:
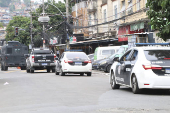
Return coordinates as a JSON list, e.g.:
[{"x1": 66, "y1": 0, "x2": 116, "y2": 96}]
[
  {"x1": 101, "y1": 49, "x2": 115, "y2": 56},
  {"x1": 66, "y1": 52, "x2": 89, "y2": 60},
  {"x1": 114, "y1": 5, "x2": 117, "y2": 19},
  {"x1": 136, "y1": 0, "x2": 140, "y2": 11},
  {"x1": 120, "y1": 50, "x2": 132, "y2": 61},
  {"x1": 89, "y1": 14, "x2": 91, "y2": 25},
  {"x1": 121, "y1": 1, "x2": 126, "y2": 16},
  {"x1": 144, "y1": 50, "x2": 170, "y2": 61},
  {"x1": 104, "y1": 9, "x2": 107, "y2": 22},
  {"x1": 7, "y1": 48, "x2": 12, "y2": 54},
  {"x1": 94, "y1": 13, "x2": 97, "y2": 25},
  {"x1": 14, "y1": 48, "x2": 21, "y2": 54},
  {"x1": 130, "y1": 50, "x2": 138, "y2": 61}
]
